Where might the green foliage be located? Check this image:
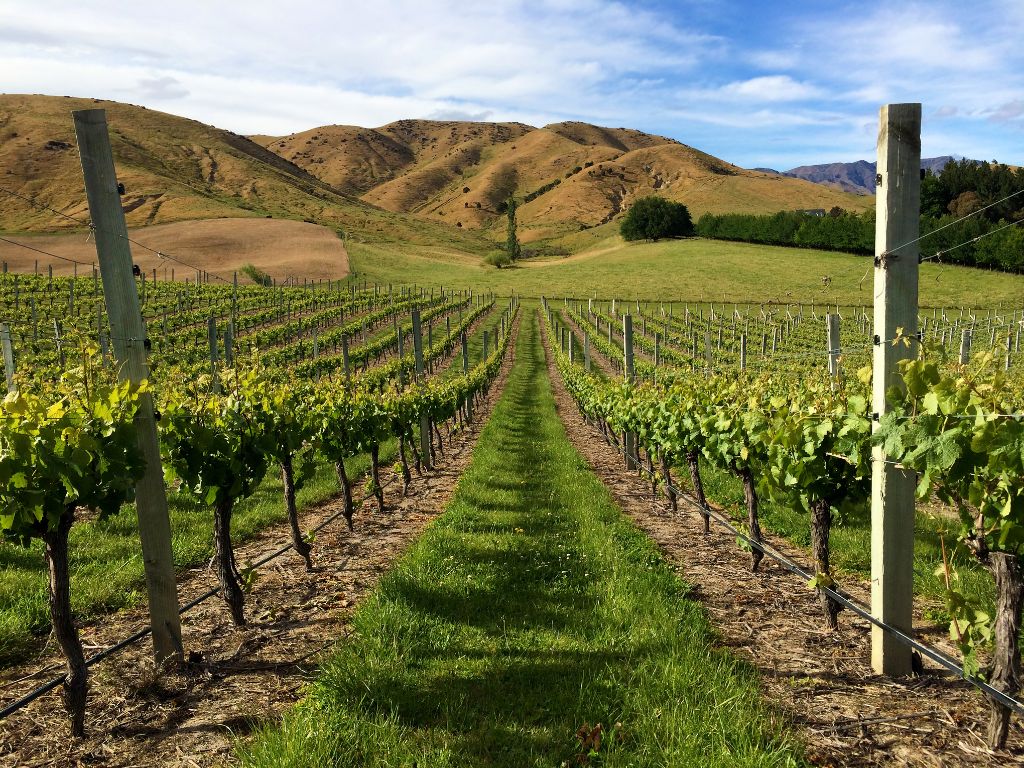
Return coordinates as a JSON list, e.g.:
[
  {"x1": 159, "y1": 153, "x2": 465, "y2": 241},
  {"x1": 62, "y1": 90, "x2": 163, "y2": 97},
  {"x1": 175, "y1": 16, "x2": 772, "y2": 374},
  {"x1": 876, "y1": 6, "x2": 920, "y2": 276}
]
[
  {"x1": 696, "y1": 210, "x2": 874, "y2": 253},
  {"x1": 160, "y1": 368, "x2": 277, "y2": 509},
  {"x1": 505, "y1": 196, "x2": 521, "y2": 261},
  {"x1": 0, "y1": 349, "x2": 145, "y2": 545},
  {"x1": 241, "y1": 263, "x2": 273, "y2": 287},
  {"x1": 921, "y1": 159, "x2": 1024, "y2": 222},
  {"x1": 871, "y1": 349, "x2": 1024, "y2": 673},
  {"x1": 700, "y1": 160, "x2": 1024, "y2": 272},
  {"x1": 239, "y1": 314, "x2": 804, "y2": 767},
  {"x1": 484, "y1": 251, "x2": 512, "y2": 269},
  {"x1": 620, "y1": 197, "x2": 694, "y2": 241}
]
